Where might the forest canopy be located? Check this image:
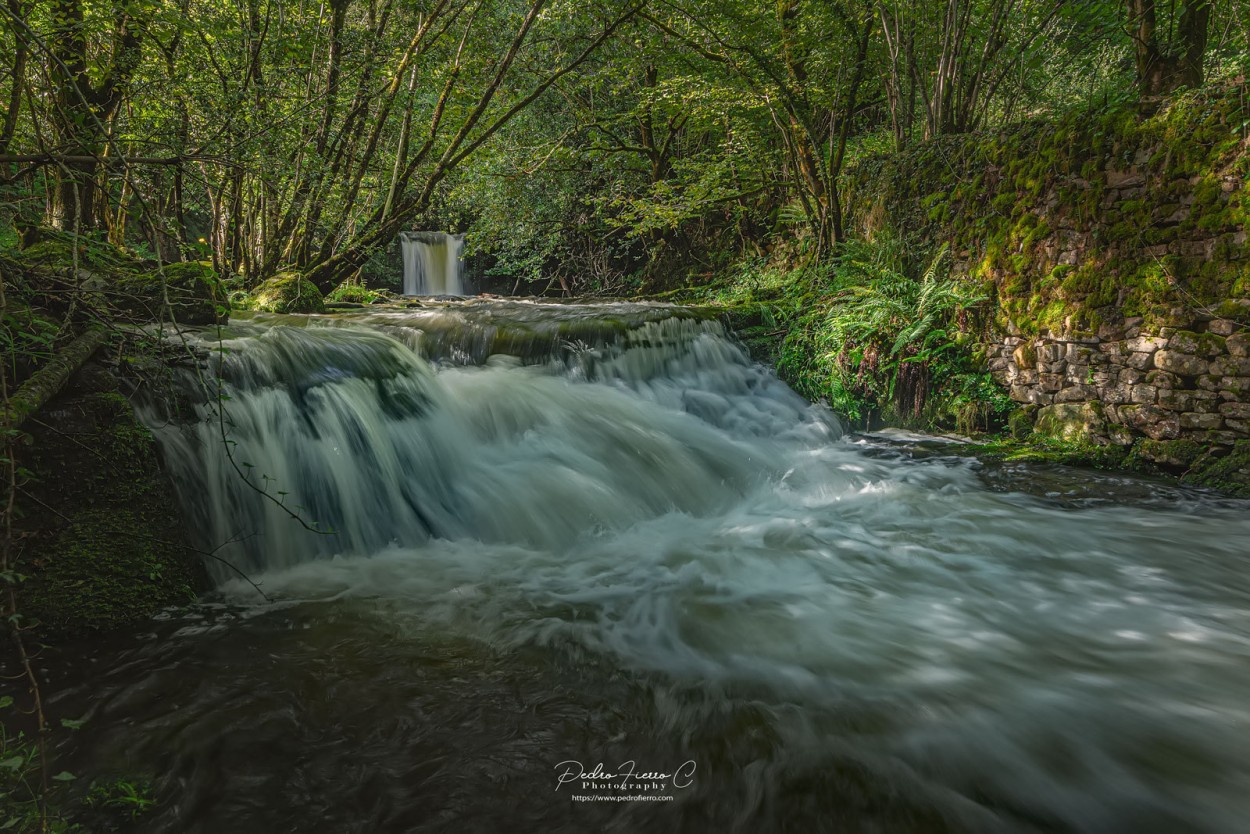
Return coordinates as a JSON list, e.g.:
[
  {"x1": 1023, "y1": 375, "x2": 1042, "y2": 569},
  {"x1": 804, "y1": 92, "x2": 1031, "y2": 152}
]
[{"x1": 0, "y1": 0, "x2": 1246, "y2": 294}]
